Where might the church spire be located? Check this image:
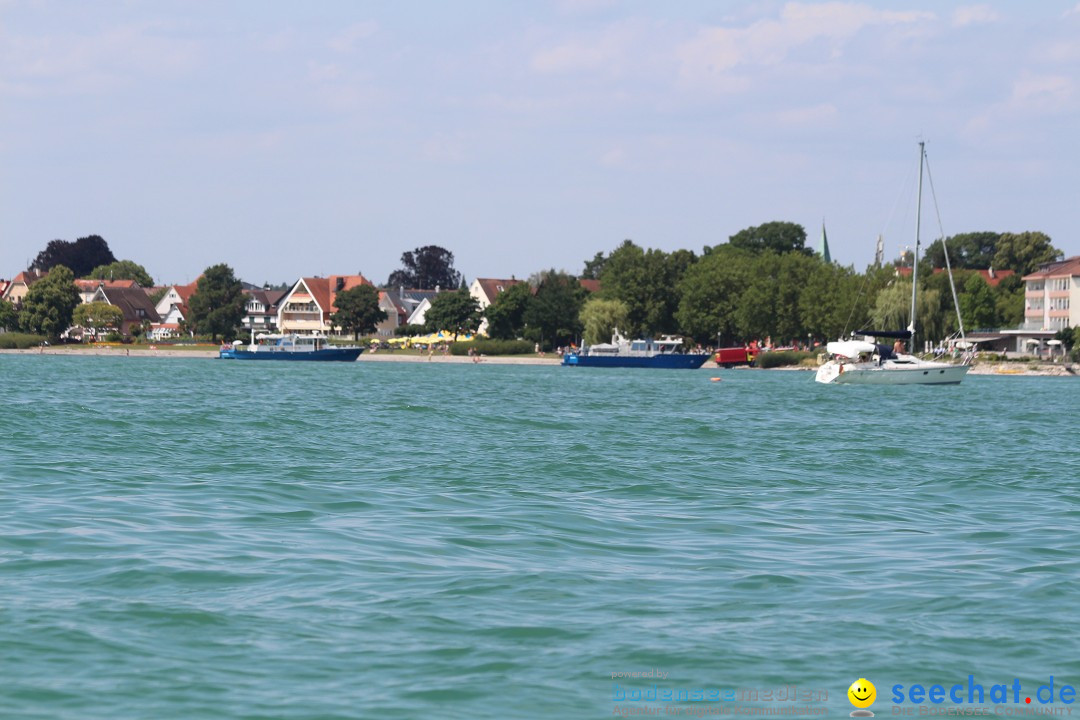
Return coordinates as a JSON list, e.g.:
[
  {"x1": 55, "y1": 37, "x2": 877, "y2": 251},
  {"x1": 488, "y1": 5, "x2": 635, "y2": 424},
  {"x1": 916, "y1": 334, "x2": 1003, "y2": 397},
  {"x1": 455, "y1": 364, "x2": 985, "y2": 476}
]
[{"x1": 817, "y1": 220, "x2": 832, "y2": 263}]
